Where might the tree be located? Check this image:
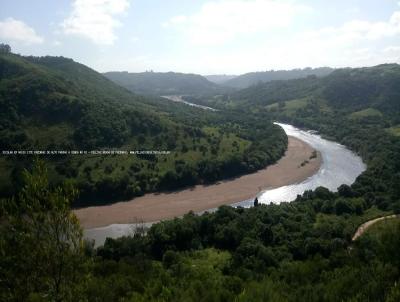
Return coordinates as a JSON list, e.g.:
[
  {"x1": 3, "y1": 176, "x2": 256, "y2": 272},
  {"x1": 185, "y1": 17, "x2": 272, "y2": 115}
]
[
  {"x1": 337, "y1": 184, "x2": 354, "y2": 198},
  {"x1": 392, "y1": 201, "x2": 400, "y2": 214},
  {"x1": 0, "y1": 160, "x2": 86, "y2": 301},
  {"x1": 334, "y1": 198, "x2": 355, "y2": 215},
  {"x1": 0, "y1": 43, "x2": 11, "y2": 54},
  {"x1": 254, "y1": 197, "x2": 259, "y2": 207}
]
